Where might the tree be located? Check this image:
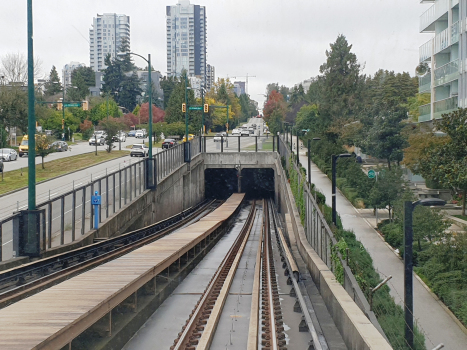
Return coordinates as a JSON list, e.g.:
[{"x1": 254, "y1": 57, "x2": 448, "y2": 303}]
[
  {"x1": 165, "y1": 72, "x2": 196, "y2": 125},
  {"x1": 412, "y1": 206, "x2": 450, "y2": 251},
  {"x1": 319, "y1": 35, "x2": 363, "y2": 122},
  {"x1": 0, "y1": 52, "x2": 42, "y2": 83},
  {"x1": 0, "y1": 86, "x2": 28, "y2": 132},
  {"x1": 122, "y1": 113, "x2": 139, "y2": 129},
  {"x1": 68, "y1": 66, "x2": 95, "y2": 101},
  {"x1": 118, "y1": 72, "x2": 143, "y2": 111},
  {"x1": 44, "y1": 66, "x2": 62, "y2": 96},
  {"x1": 89, "y1": 99, "x2": 120, "y2": 124},
  {"x1": 368, "y1": 167, "x2": 405, "y2": 220},
  {"x1": 359, "y1": 110, "x2": 408, "y2": 169},
  {"x1": 79, "y1": 119, "x2": 94, "y2": 140},
  {"x1": 416, "y1": 109, "x2": 467, "y2": 214},
  {"x1": 139, "y1": 102, "x2": 165, "y2": 124},
  {"x1": 263, "y1": 90, "x2": 286, "y2": 122},
  {"x1": 99, "y1": 118, "x2": 124, "y2": 153},
  {"x1": 36, "y1": 134, "x2": 54, "y2": 169},
  {"x1": 160, "y1": 75, "x2": 178, "y2": 110}
]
